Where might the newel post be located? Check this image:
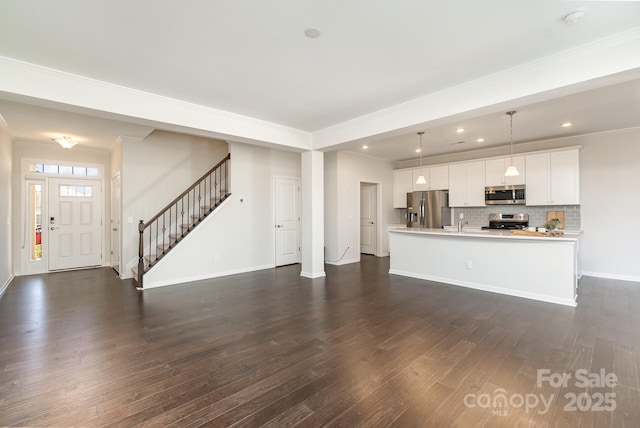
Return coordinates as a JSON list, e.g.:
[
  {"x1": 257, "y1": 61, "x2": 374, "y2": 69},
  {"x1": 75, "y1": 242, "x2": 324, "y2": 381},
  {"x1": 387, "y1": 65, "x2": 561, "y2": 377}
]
[{"x1": 137, "y1": 220, "x2": 145, "y2": 287}]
